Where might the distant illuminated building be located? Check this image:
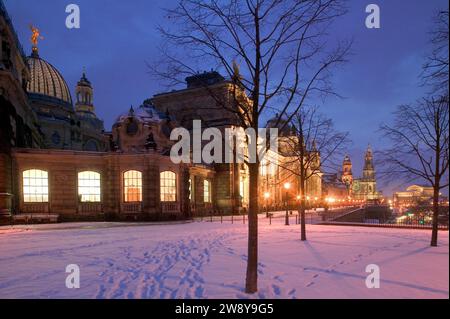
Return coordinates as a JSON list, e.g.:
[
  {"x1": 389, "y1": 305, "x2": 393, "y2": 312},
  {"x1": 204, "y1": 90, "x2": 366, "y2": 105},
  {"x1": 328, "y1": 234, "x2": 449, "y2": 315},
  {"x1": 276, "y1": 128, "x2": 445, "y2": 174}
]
[
  {"x1": 350, "y1": 145, "x2": 382, "y2": 200},
  {"x1": 393, "y1": 185, "x2": 448, "y2": 207},
  {"x1": 341, "y1": 155, "x2": 353, "y2": 195}
]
